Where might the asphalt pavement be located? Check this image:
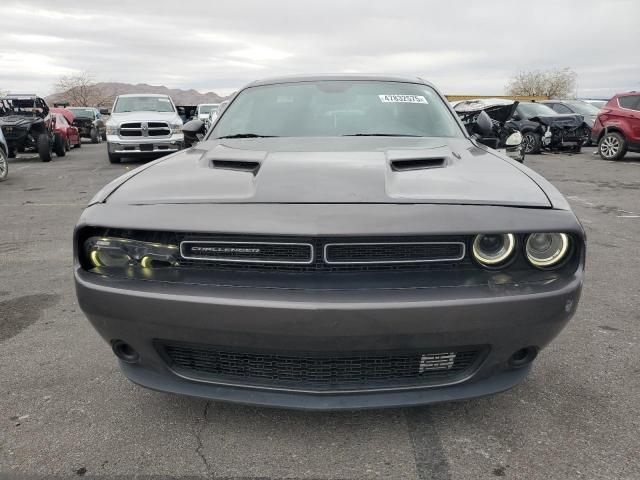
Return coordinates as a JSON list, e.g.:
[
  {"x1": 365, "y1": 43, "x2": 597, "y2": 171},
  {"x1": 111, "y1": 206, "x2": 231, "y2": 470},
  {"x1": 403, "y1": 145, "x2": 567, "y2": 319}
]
[{"x1": 1, "y1": 143, "x2": 639, "y2": 480}]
